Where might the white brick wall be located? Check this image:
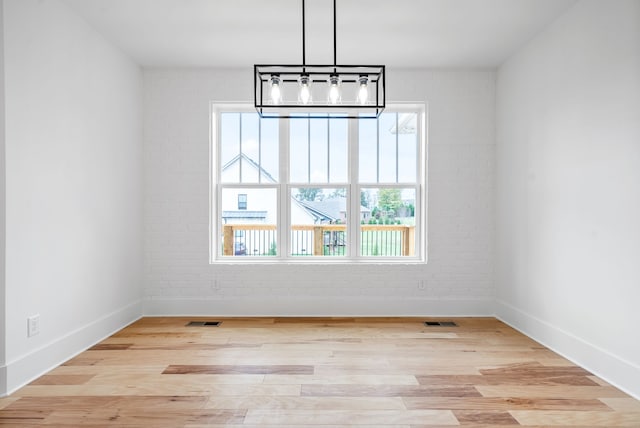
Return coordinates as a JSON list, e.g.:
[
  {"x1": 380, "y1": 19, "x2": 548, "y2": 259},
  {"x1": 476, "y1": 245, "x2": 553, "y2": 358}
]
[{"x1": 143, "y1": 69, "x2": 495, "y2": 315}]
